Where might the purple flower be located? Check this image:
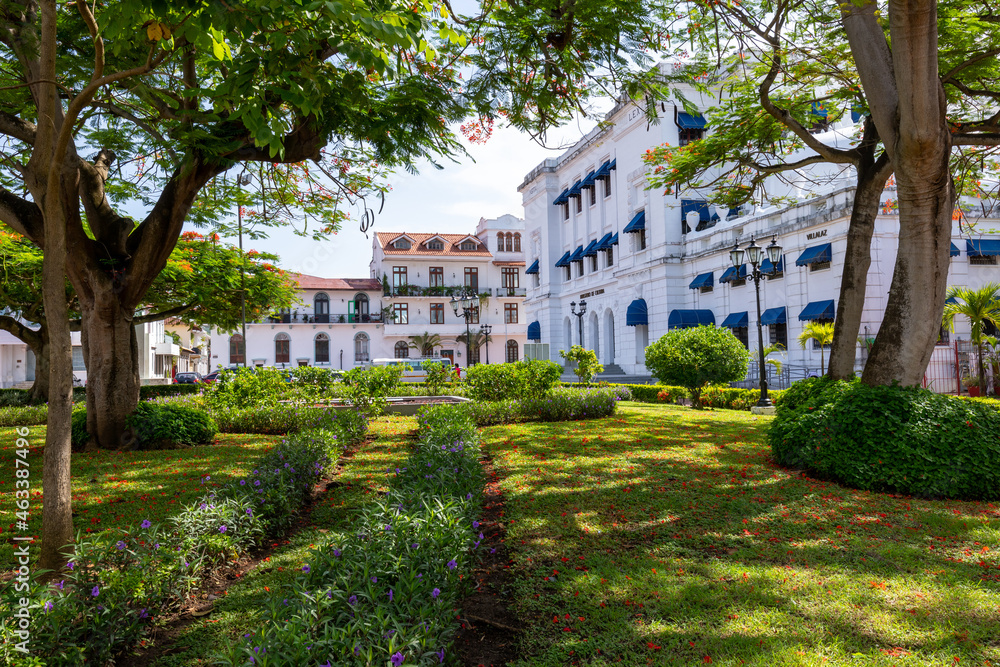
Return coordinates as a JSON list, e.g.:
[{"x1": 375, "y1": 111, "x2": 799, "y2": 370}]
[
  {"x1": 472, "y1": 521, "x2": 480, "y2": 529},
  {"x1": 254, "y1": 480, "x2": 261, "y2": 487},
  {"x1": 44, "y1": 600, "x2": 54, "y2": 612},
  {"x1": 348, "y1": 595, "x2": 358, "y2": 606},
  {"x1": 447, "y1": 559, "x2": 457, "y2": 570},
  {"x1": 66, "y1": 561, "x2": 75, "y2": 570},
  {"x1": 139, "y1": 608, "x2": 149, "y2": 619},
  {"x1": 385, "y1": 524, "x2": 392, "y2": 531},
  {"x1": 302, "y1": 565, "x2": 311, "y2": 573},
  {"x1": 332, "y1": 548, "x2": 341, "y2": 557},
  {"x1": 56, "y1": 580, "x2": 64, "y2": 590},
  {"x1": 91, "y1": 585, "x2": 100, "y2": 597},
  {"x1": 388, "y1": 589, "x2": 393, "y2": 602},
  {"x1": 116, "y1": 541, "x2": 126, "y2": 551},
  {"x1": 219, "y1": 525, "x2": 227, "y2": 533},
  {"x1": 240, "y1": 480, "x2": 246, "y2": 486},
  {"x1": 432, "y1": 587, "x2": 441, "y2": 598},
  {"x1": 141, "y1": 519, "x2": 152, "y2": 529},
  {"x1": 436, "y1": 648, "x2": 446, "y2": 663},
  {"x1": 466, "y1": 493, "x2": 472, "y2": 500},
  {"x1": 391, "y1": 652, "x2": 404, "y2": 666},
  {"x1": 371, "y1": 576, "x2": 377, "y2": 583},
  {"x1": 353, "y1": 645, "x2": 361, "y2": 656}
]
